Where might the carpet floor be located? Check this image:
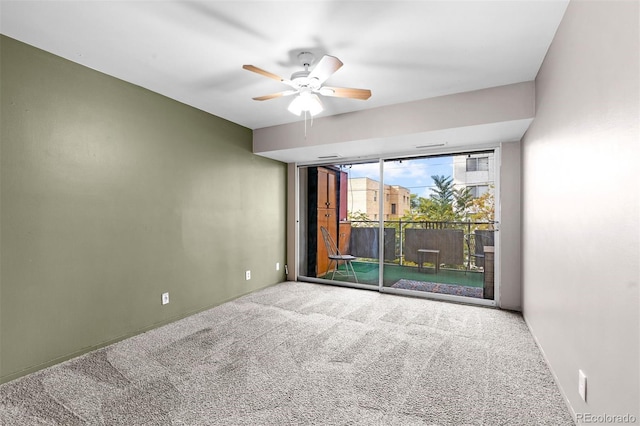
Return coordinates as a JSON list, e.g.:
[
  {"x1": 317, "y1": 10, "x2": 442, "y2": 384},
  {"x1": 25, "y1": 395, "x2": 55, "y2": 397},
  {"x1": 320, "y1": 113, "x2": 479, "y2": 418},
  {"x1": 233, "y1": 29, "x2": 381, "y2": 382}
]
[{"x1": 0, "y1": 281, "x2": 573, "y2": 425}]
